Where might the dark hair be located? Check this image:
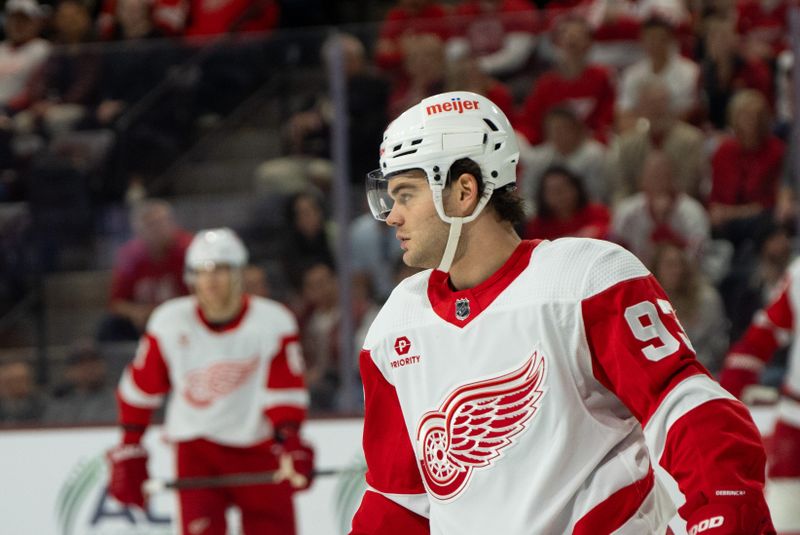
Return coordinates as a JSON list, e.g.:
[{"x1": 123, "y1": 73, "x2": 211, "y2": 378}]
[
  {"x1": 642, "y1": 14, "x2": 675, "y2": 32},
  {"x1": 447, "y1": 158, "x2": 527, "y2": 226},
  {"x1": 284, "y1": 190, "x2": 325, "y2": 226},
  {"x1": 535, "y1": 165, "x2": 589, "y2": 219}
]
